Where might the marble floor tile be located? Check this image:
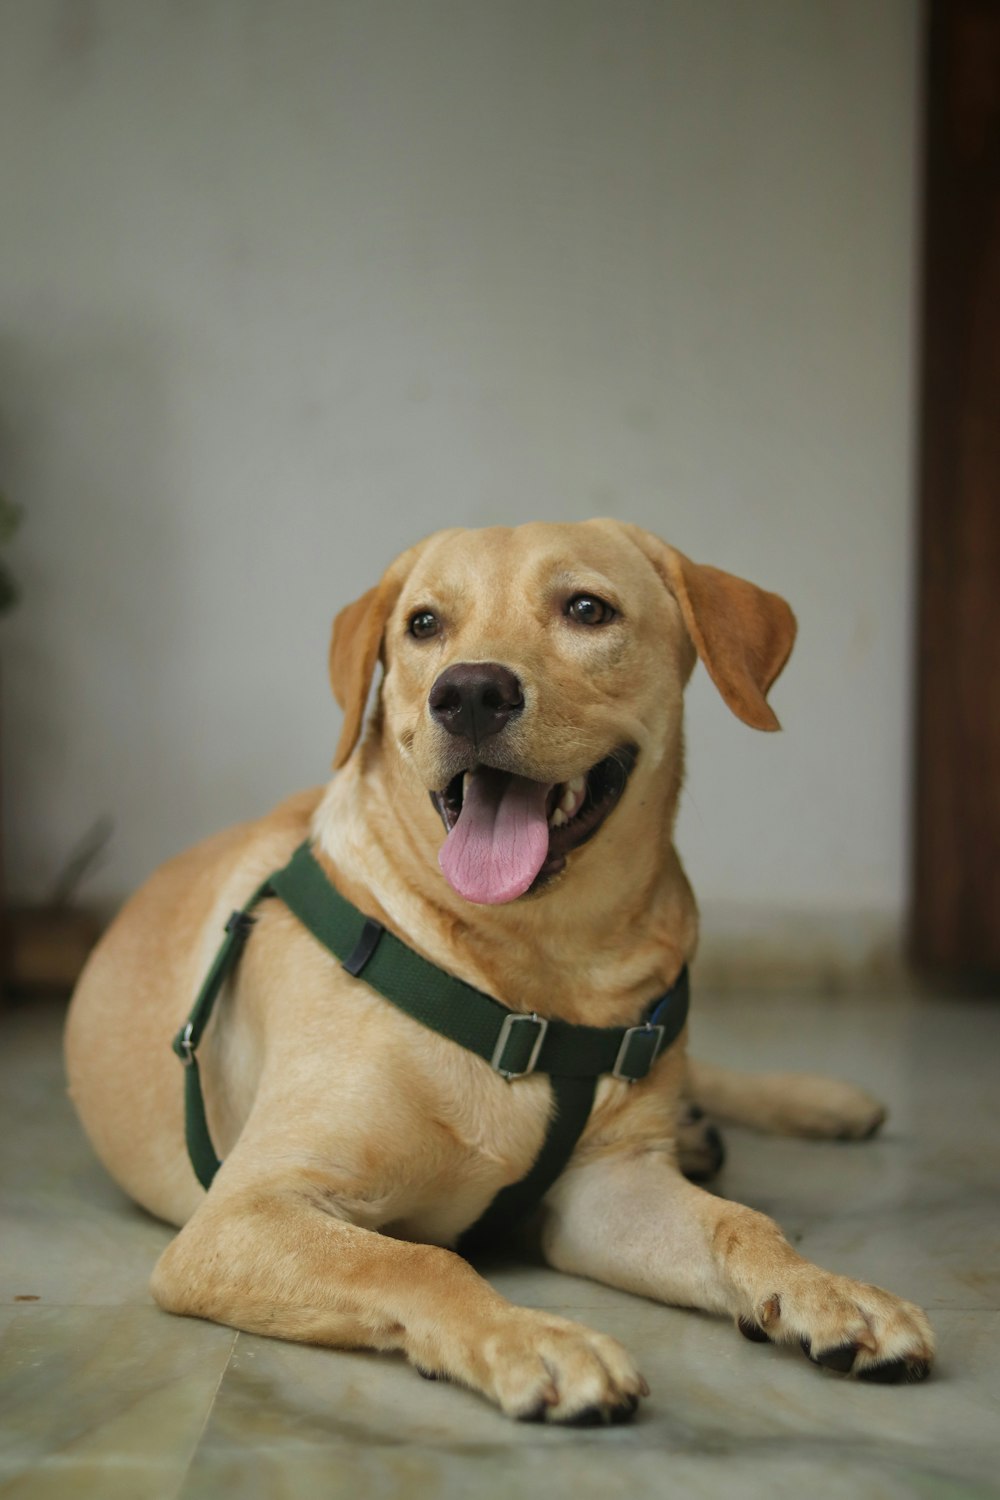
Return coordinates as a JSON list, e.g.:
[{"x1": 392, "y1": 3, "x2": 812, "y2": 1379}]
[
  {"x1": 0, "y1": 1002, "x2": 173, "y2": 1309},
  {"x1": 174, "y1": 1308, "x2": 1000, "y2": 1499},
  {"x1": 0, "y1": 1304, "x2": 236, "y2": 1500},
  {"x1": 2, "y1": 990, "x2": 999, "y2": 1499}
]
